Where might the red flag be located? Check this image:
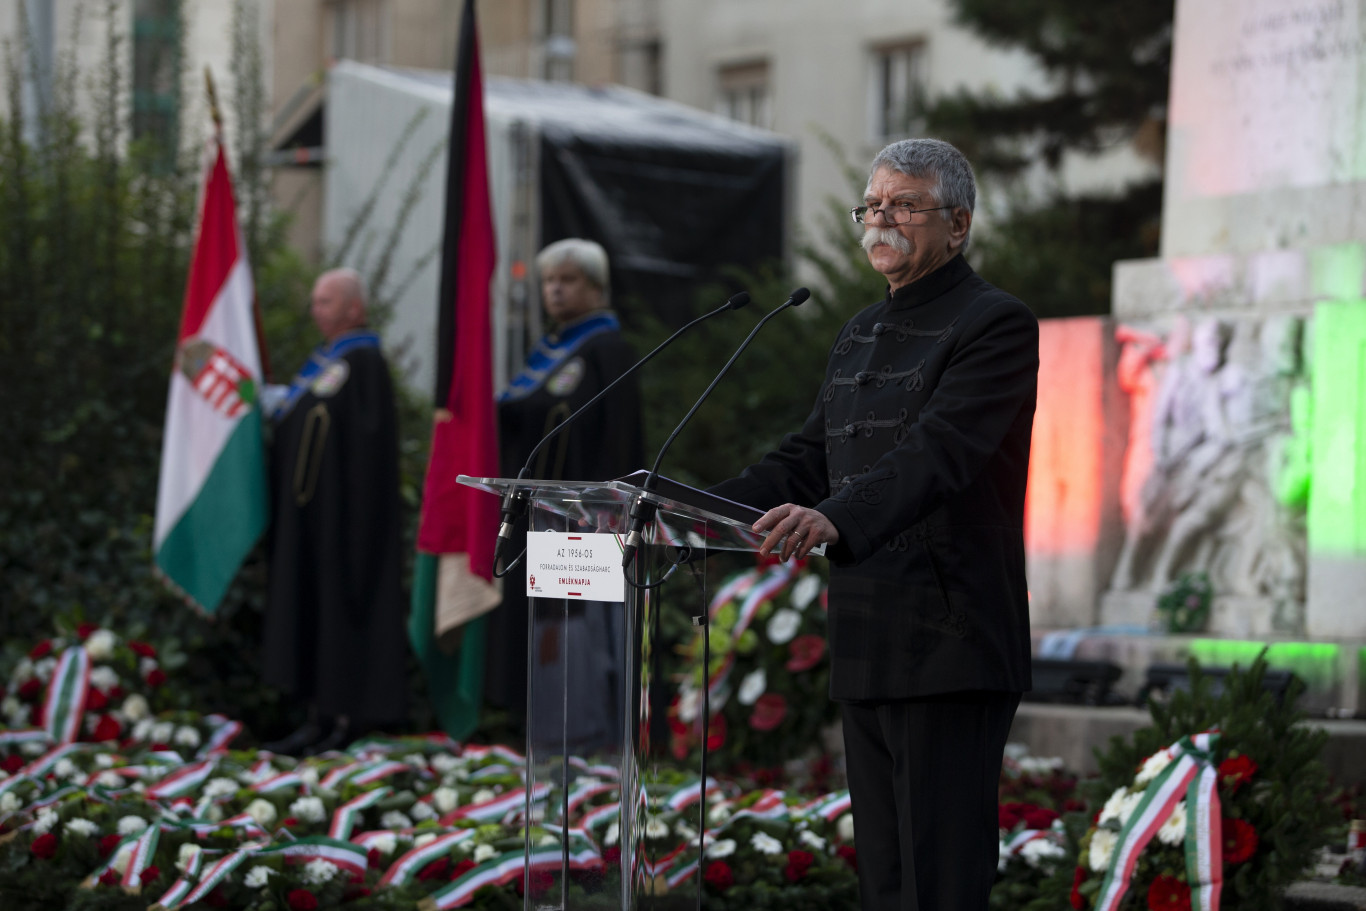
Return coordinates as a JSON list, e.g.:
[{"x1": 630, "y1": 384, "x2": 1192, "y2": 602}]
[
  {"x1": 408, "y1": 0, "x2": 500, "y2": 739},
  {"x1": 416, "y1": 0, "x2": 499, "y2": 567}
]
